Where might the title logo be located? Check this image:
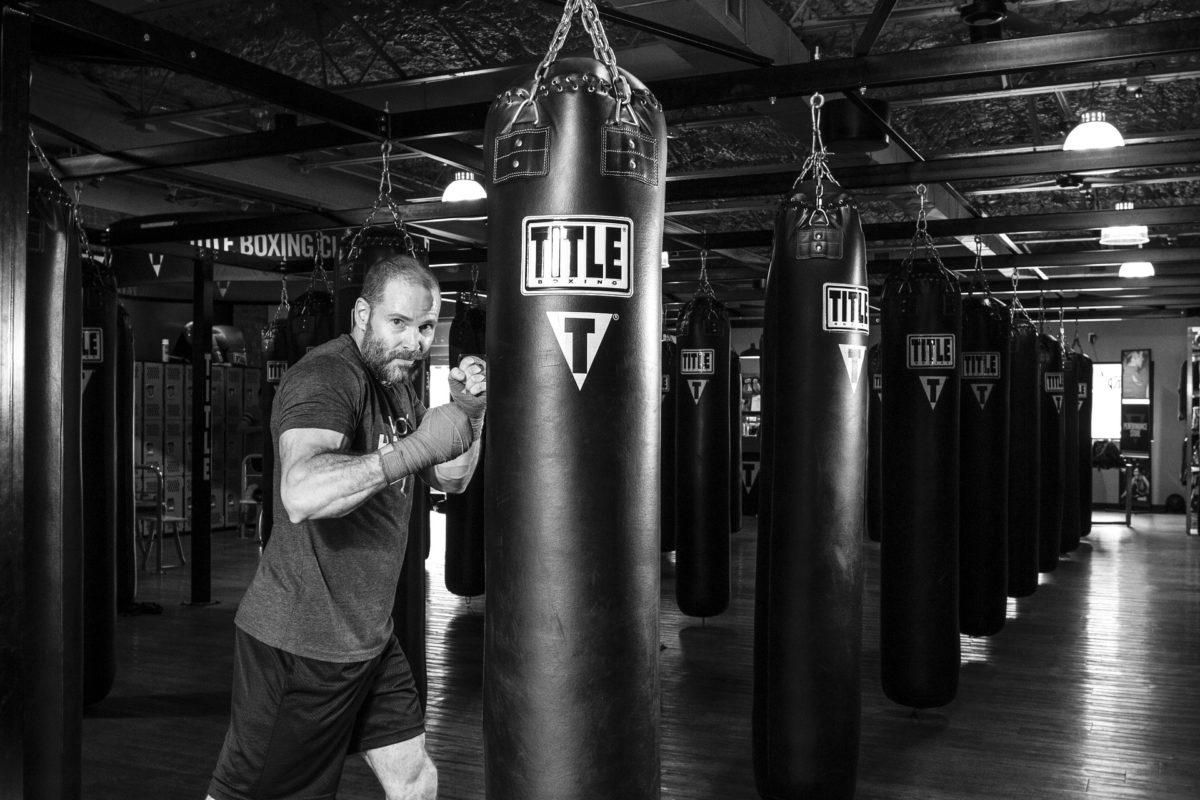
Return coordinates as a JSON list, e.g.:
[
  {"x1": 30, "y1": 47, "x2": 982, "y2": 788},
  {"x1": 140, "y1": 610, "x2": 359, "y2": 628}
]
[
  {"x1": 962, "y1": 351, "x2": 1000, "y2": 380},
  {"x1": 546, "y1": 311, "x2": 615, "y2": 389},
  {"x1": 679, "y1": 348, "x2": 715, "y2": 375},
  {"x1": 522, "y1": 216, "x2": 633, "y2": 296},
  {"x1": 907, "y1": 334, "x2": 955, "y2": 369},
  {"x1": 823, "y1": 283, "x2": 870, "y2": 334}
]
